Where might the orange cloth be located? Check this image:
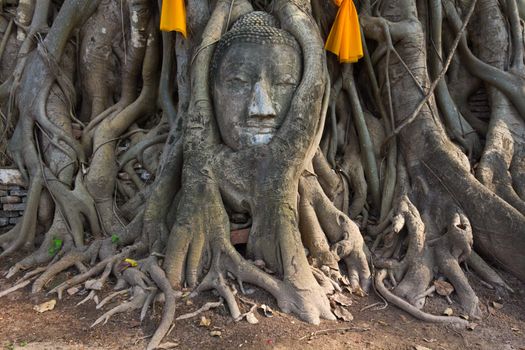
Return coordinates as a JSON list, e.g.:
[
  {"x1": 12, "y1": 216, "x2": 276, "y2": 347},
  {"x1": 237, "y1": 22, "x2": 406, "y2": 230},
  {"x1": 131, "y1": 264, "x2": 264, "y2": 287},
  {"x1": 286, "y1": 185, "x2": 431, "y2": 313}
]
[
  {"x1": 160, "y1": 0, "x2": 187, "y2": 37},
  {"x1": 325, "y1": 0, "x2": 363, "y2": 63}
]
